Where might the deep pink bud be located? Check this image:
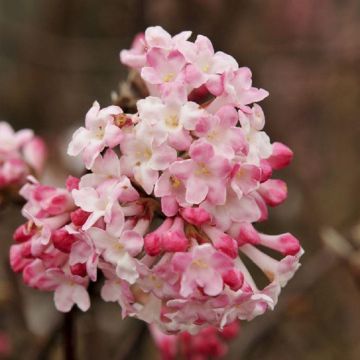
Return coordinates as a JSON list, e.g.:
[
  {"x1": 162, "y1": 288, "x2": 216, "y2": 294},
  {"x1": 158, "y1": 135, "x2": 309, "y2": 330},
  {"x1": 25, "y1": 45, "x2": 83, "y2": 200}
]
[
  {"x1": 70, "y1": 263, "x2": 87, "y2": 277},
  {"x1": 70, "y1": 209, "x2": 90, "y2": 227},
  {"x1": 180, "y1": 207, "x2": 211, "y2": 225},
  {"x1": 258, "y1": 179, "x2": 287, "y2": 206},
  {"x1": 162, "y1": 218, "x2": 189, "y2": 252},
  {"x1": 66, "y1": 176, "x2": 80, "y2": 192},
  {"x1": 51, "y1": 229, "x2": 76, "y2": 253},
  {"x1": 259, "y1": 159, "x2": 272, "y2": 182},
  {"x1": 144, "y1": 218, "x2": 173, "y2": 256},
  {"x1": 220, "y1": 321, "x2": 240, "y2": 339},
  {"x1": 13, "y1": 223, "x2": 36, "y2": 243},
  {"x1": 9, "y1": 244, "x2": 32, "y2": 272},
  {"x1": 237, "y1": 223, "x2": 261, "y2": 246},
  {"x1": 144, "y1": 232, "x2": 163, "y2": 256},
  {"x1": 203, "y1": 226, "x2": 238, "y2": 258},
  {"x1": 259, "y1": 233, "x2": 300, "y2": 256},
  {"x1": 267, "y1": 142, "x2": 293, "y2": 170},
  {"x1": 222, "y1": 269, "x2": 244, "y2": 291}
]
